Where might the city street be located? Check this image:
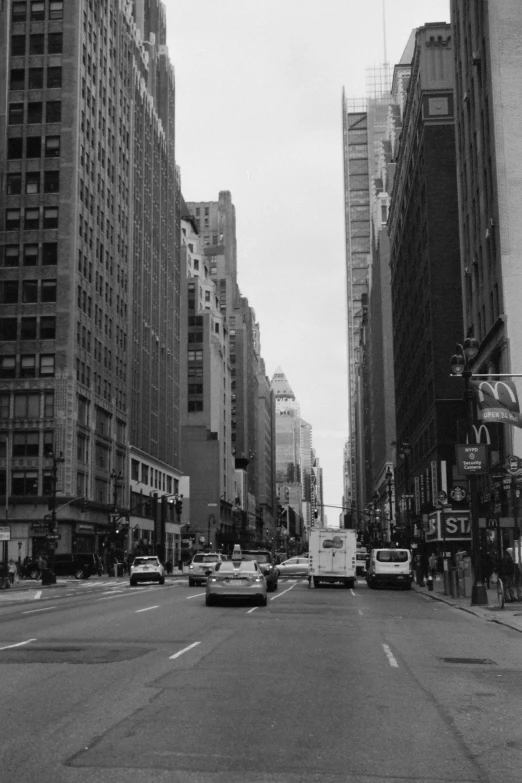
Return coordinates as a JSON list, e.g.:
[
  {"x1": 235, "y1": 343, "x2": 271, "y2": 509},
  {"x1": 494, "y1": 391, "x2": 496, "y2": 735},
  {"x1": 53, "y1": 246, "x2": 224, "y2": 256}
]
[{"x1": 0, "y1": 577, "x2": 521, "y2": 783}]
